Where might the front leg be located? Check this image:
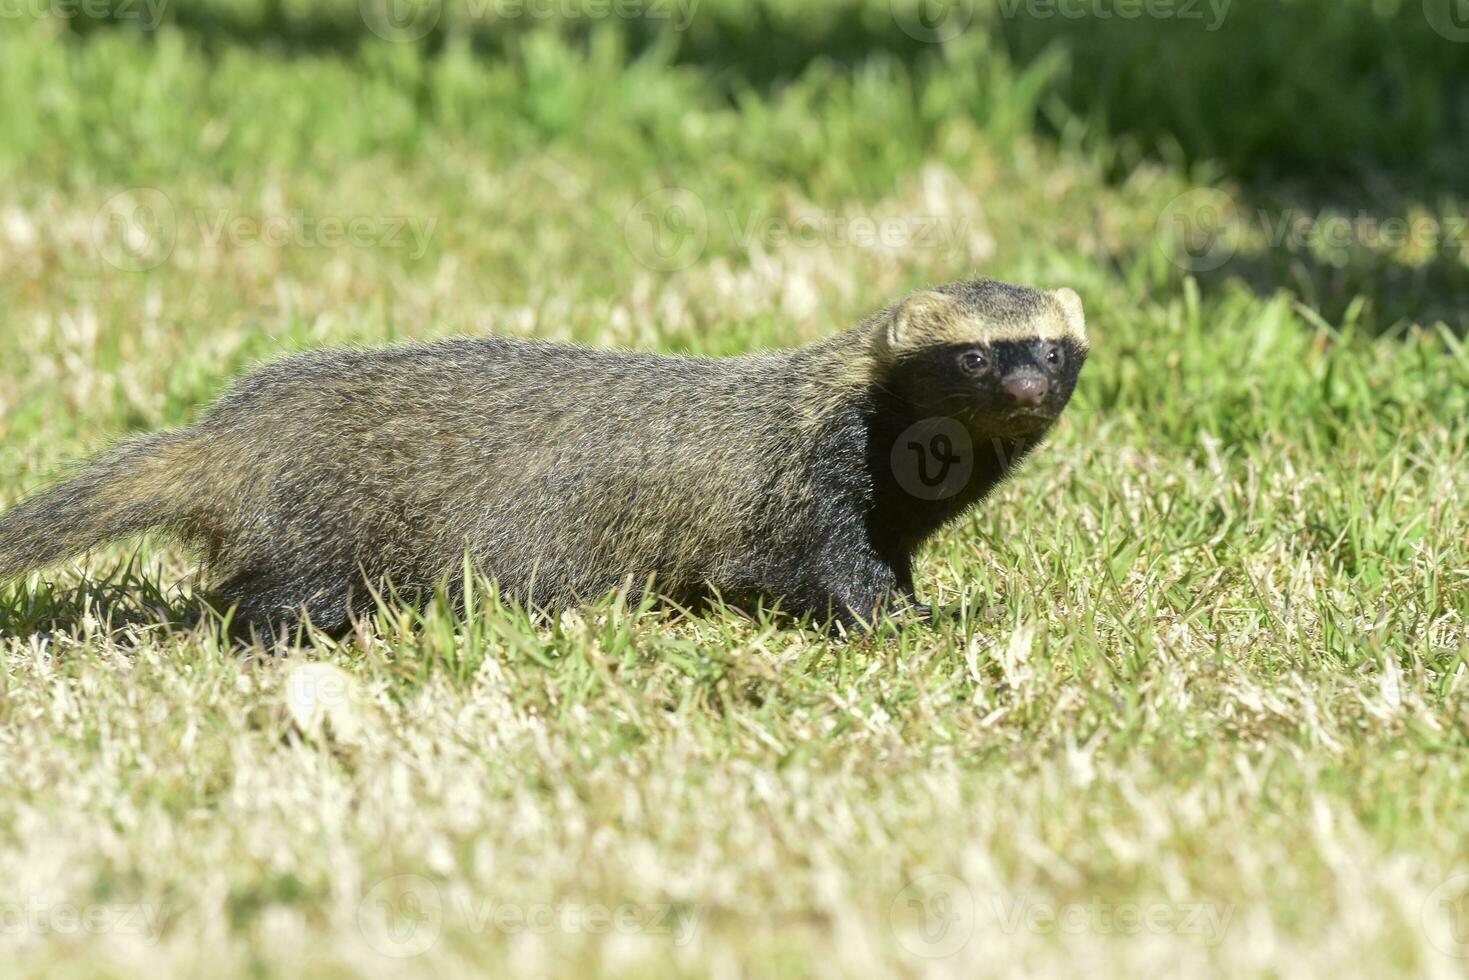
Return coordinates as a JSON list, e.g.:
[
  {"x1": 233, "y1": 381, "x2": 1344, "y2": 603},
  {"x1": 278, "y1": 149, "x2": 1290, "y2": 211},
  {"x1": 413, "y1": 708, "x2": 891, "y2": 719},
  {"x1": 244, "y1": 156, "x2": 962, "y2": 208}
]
[
  {"x1": 785, "y1": 547, "x2": 910, "y2": 631},
  {"x1": 888, "y1": 563, "x2": 934, "y2": 623}
]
